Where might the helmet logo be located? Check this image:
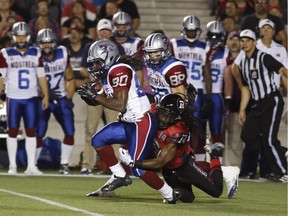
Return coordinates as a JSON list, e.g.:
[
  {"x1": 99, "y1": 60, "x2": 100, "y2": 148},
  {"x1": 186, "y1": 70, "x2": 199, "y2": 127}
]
[{"x1": 99, "y1": 44, "x2": 113, "y2": 54}]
